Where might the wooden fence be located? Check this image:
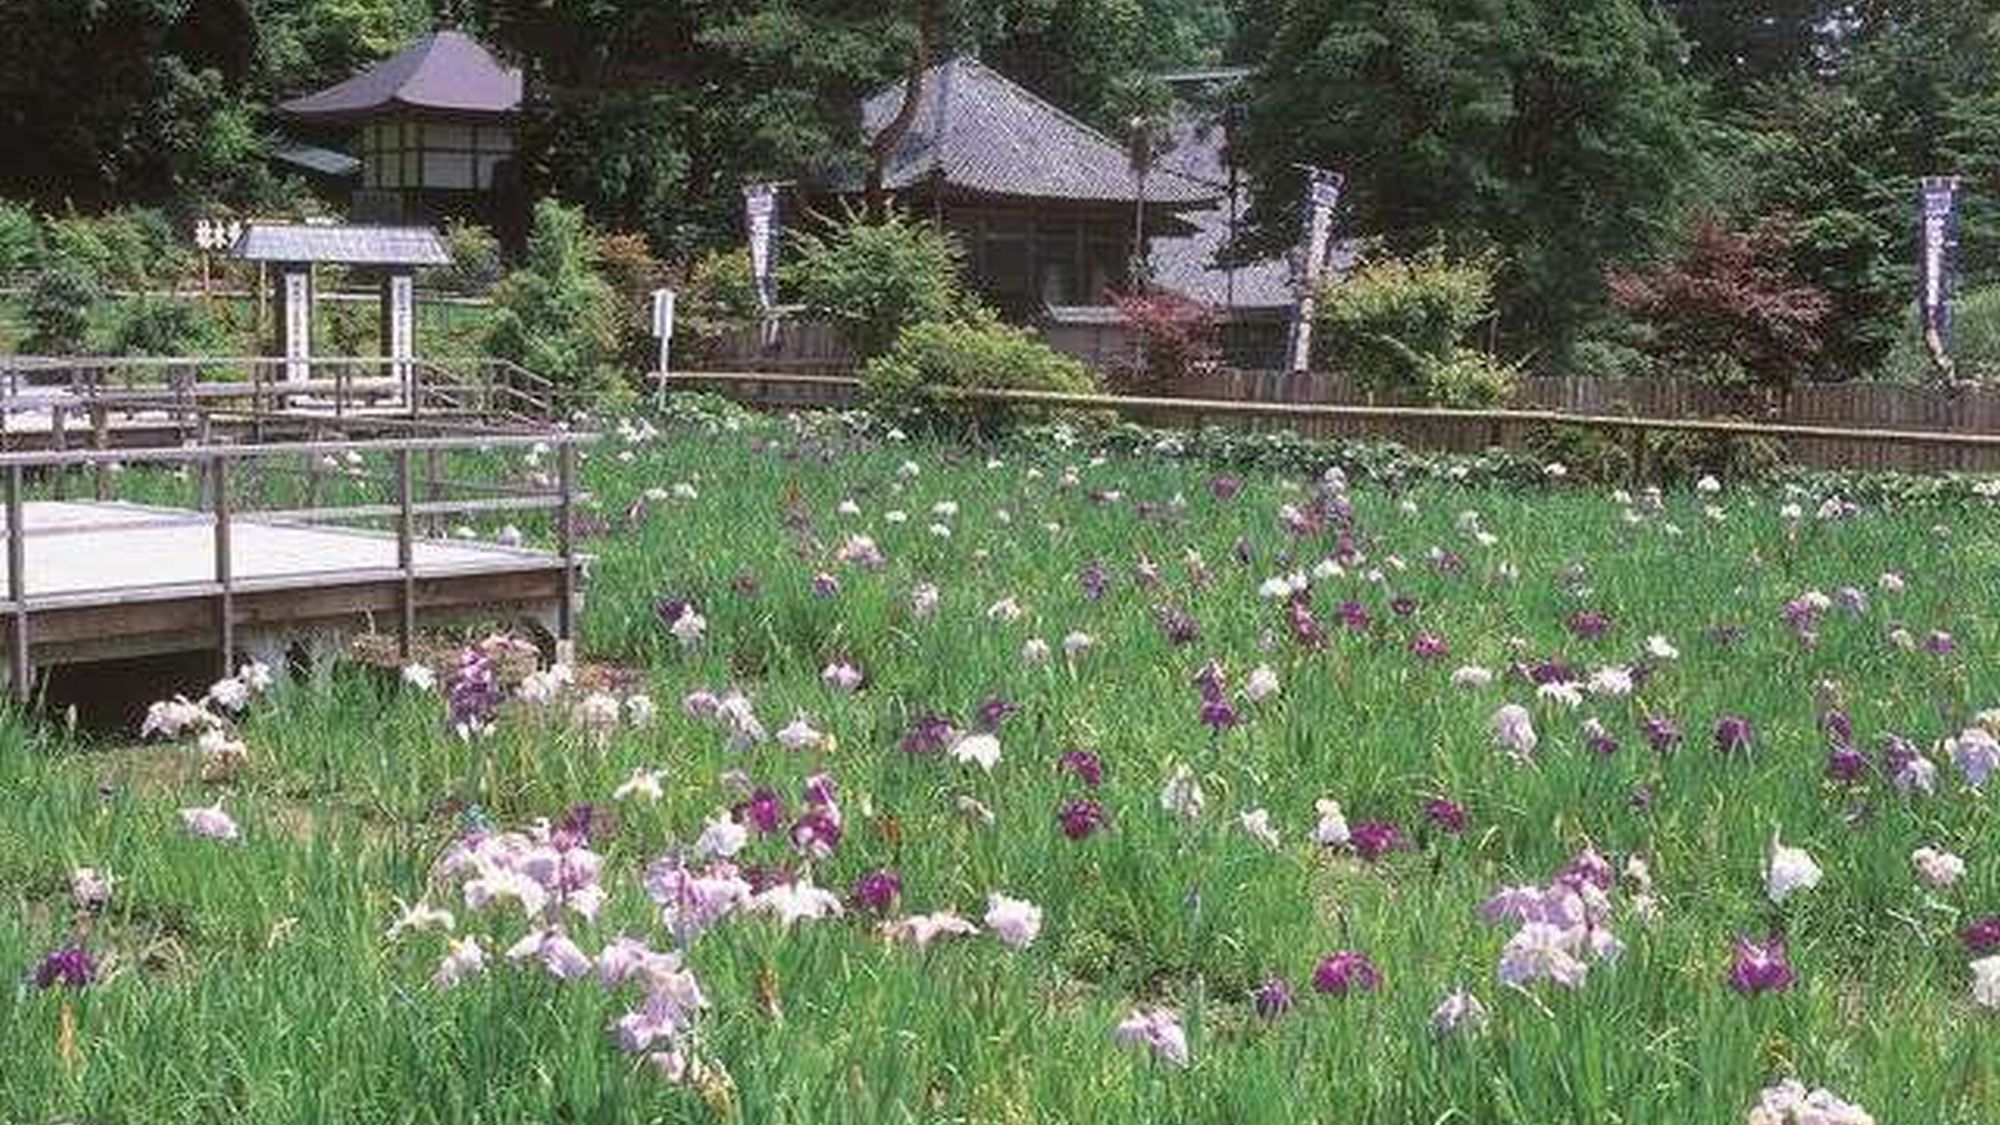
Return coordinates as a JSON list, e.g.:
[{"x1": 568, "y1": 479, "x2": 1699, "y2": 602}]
[{"x1": 668, "y1": 371, "x2": 2000, "y2": 477}]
